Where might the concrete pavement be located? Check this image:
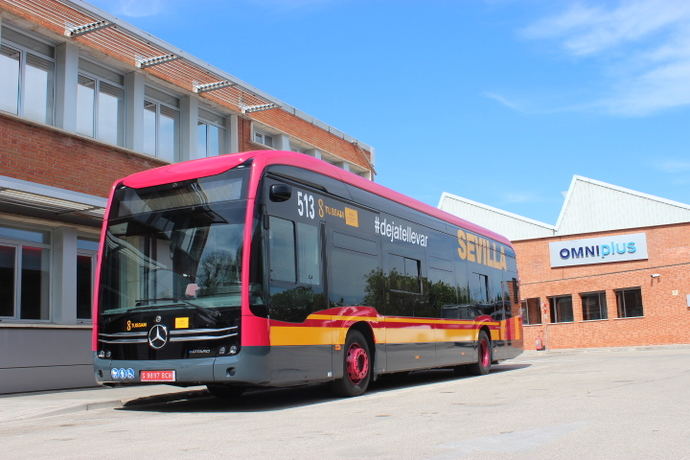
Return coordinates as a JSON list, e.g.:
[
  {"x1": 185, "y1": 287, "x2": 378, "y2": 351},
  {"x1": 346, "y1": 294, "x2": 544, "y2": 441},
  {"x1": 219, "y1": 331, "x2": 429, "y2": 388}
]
[{"x1": 1, "y1": 345, "x2": 689, "y2": 459}]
